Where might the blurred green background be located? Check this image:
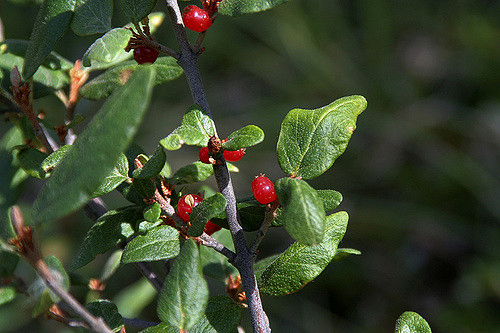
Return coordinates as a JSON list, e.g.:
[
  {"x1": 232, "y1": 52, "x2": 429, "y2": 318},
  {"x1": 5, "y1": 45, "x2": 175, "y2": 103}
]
[{"x1": 1, "y1": 0, "x2": 499, "y2": 332}]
